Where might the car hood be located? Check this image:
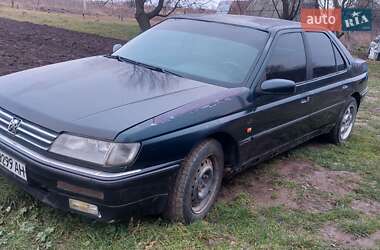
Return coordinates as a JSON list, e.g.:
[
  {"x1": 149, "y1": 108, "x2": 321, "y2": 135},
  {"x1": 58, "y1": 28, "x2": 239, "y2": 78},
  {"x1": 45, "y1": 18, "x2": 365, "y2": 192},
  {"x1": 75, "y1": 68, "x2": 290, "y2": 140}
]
[{"x1": 0, "y1": 56, "x2": 225, "y2": 140}]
